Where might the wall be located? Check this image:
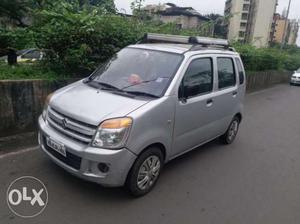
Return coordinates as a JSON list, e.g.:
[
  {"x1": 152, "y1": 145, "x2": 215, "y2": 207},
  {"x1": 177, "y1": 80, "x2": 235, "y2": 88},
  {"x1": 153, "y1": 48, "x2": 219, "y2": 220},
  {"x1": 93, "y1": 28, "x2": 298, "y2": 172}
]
[
  {"x1": 0, "y1": 71, "x2": 292, "y2": 137},
  {"x1": 246, "y1": 70, "x2": 291, "y2": 92},
  {"x1": 0, "y1": 79, "x2": 76, "y2": 137}
]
